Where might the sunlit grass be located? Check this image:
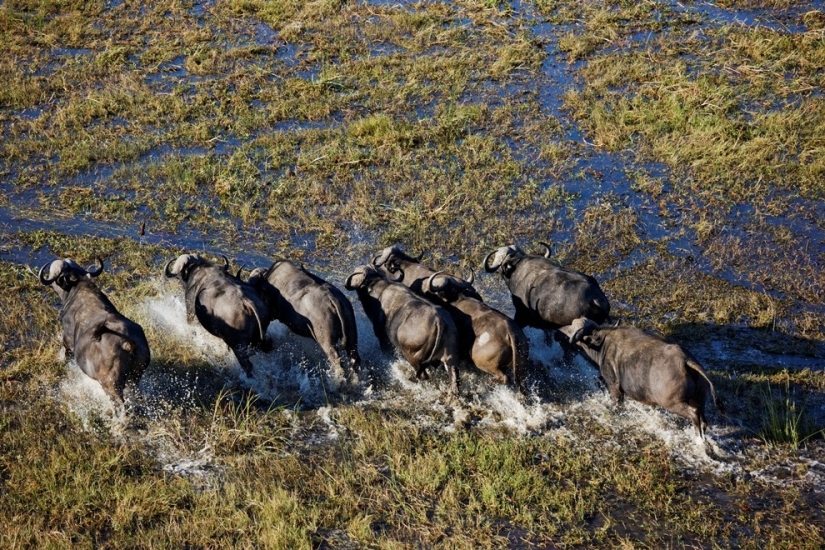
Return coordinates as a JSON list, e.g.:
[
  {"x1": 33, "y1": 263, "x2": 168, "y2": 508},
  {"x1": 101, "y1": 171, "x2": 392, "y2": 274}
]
[
  {"x1": 1, "y1": 0, "x2": 824, "y2": 546},
  {"x1": 758, "y1": 377, "x2": 824, "y2": 449}
]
